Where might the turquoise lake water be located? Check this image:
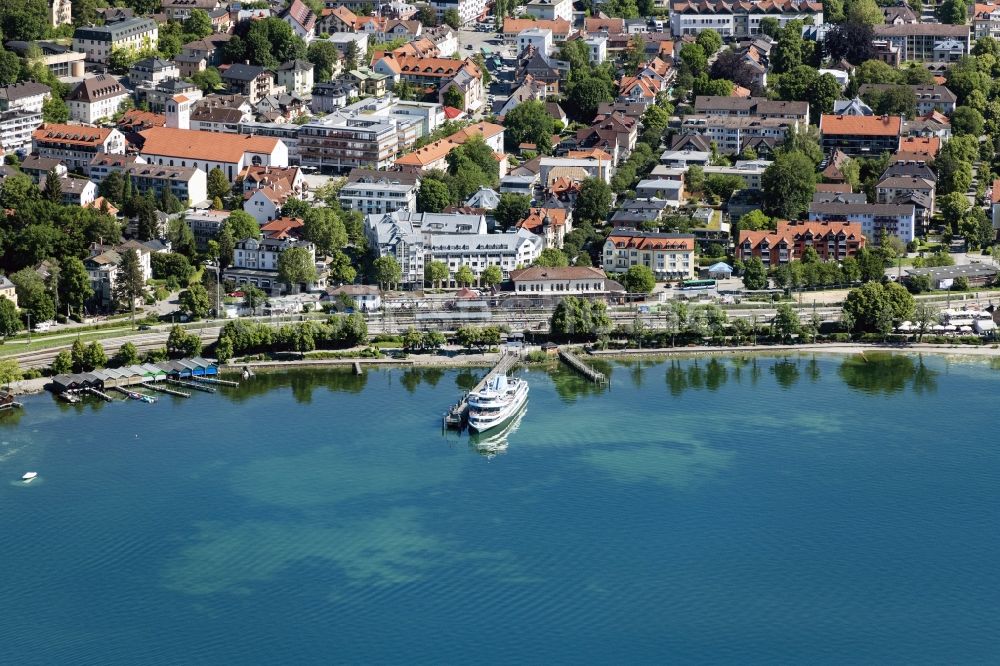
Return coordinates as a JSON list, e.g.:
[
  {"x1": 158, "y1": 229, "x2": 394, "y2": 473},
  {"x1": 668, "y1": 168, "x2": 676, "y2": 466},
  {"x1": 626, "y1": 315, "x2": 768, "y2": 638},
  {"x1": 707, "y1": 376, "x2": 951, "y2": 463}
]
[{"x1": 1, "y1": 354, "x2": 998, "y2": 664}]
